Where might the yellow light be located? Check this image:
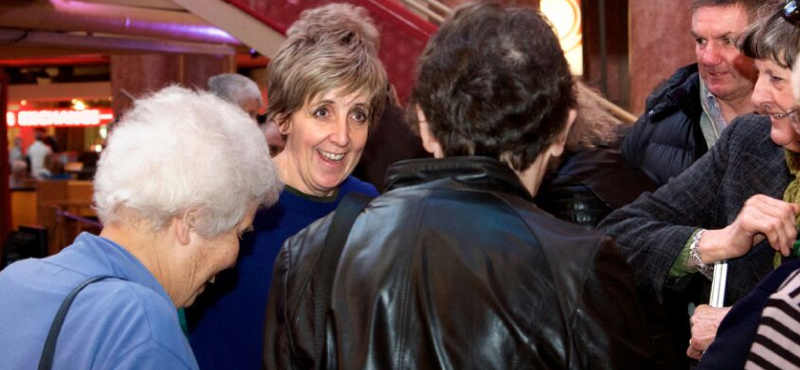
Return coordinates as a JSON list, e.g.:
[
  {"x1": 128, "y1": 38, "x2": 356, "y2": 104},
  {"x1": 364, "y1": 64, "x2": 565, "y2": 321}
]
[
  {"x1": 72, "y1": 100, "x2": 87, "y2": 111},
  {"x1": 540, "y1": 0, "x2": 583, "y2": 76}
]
